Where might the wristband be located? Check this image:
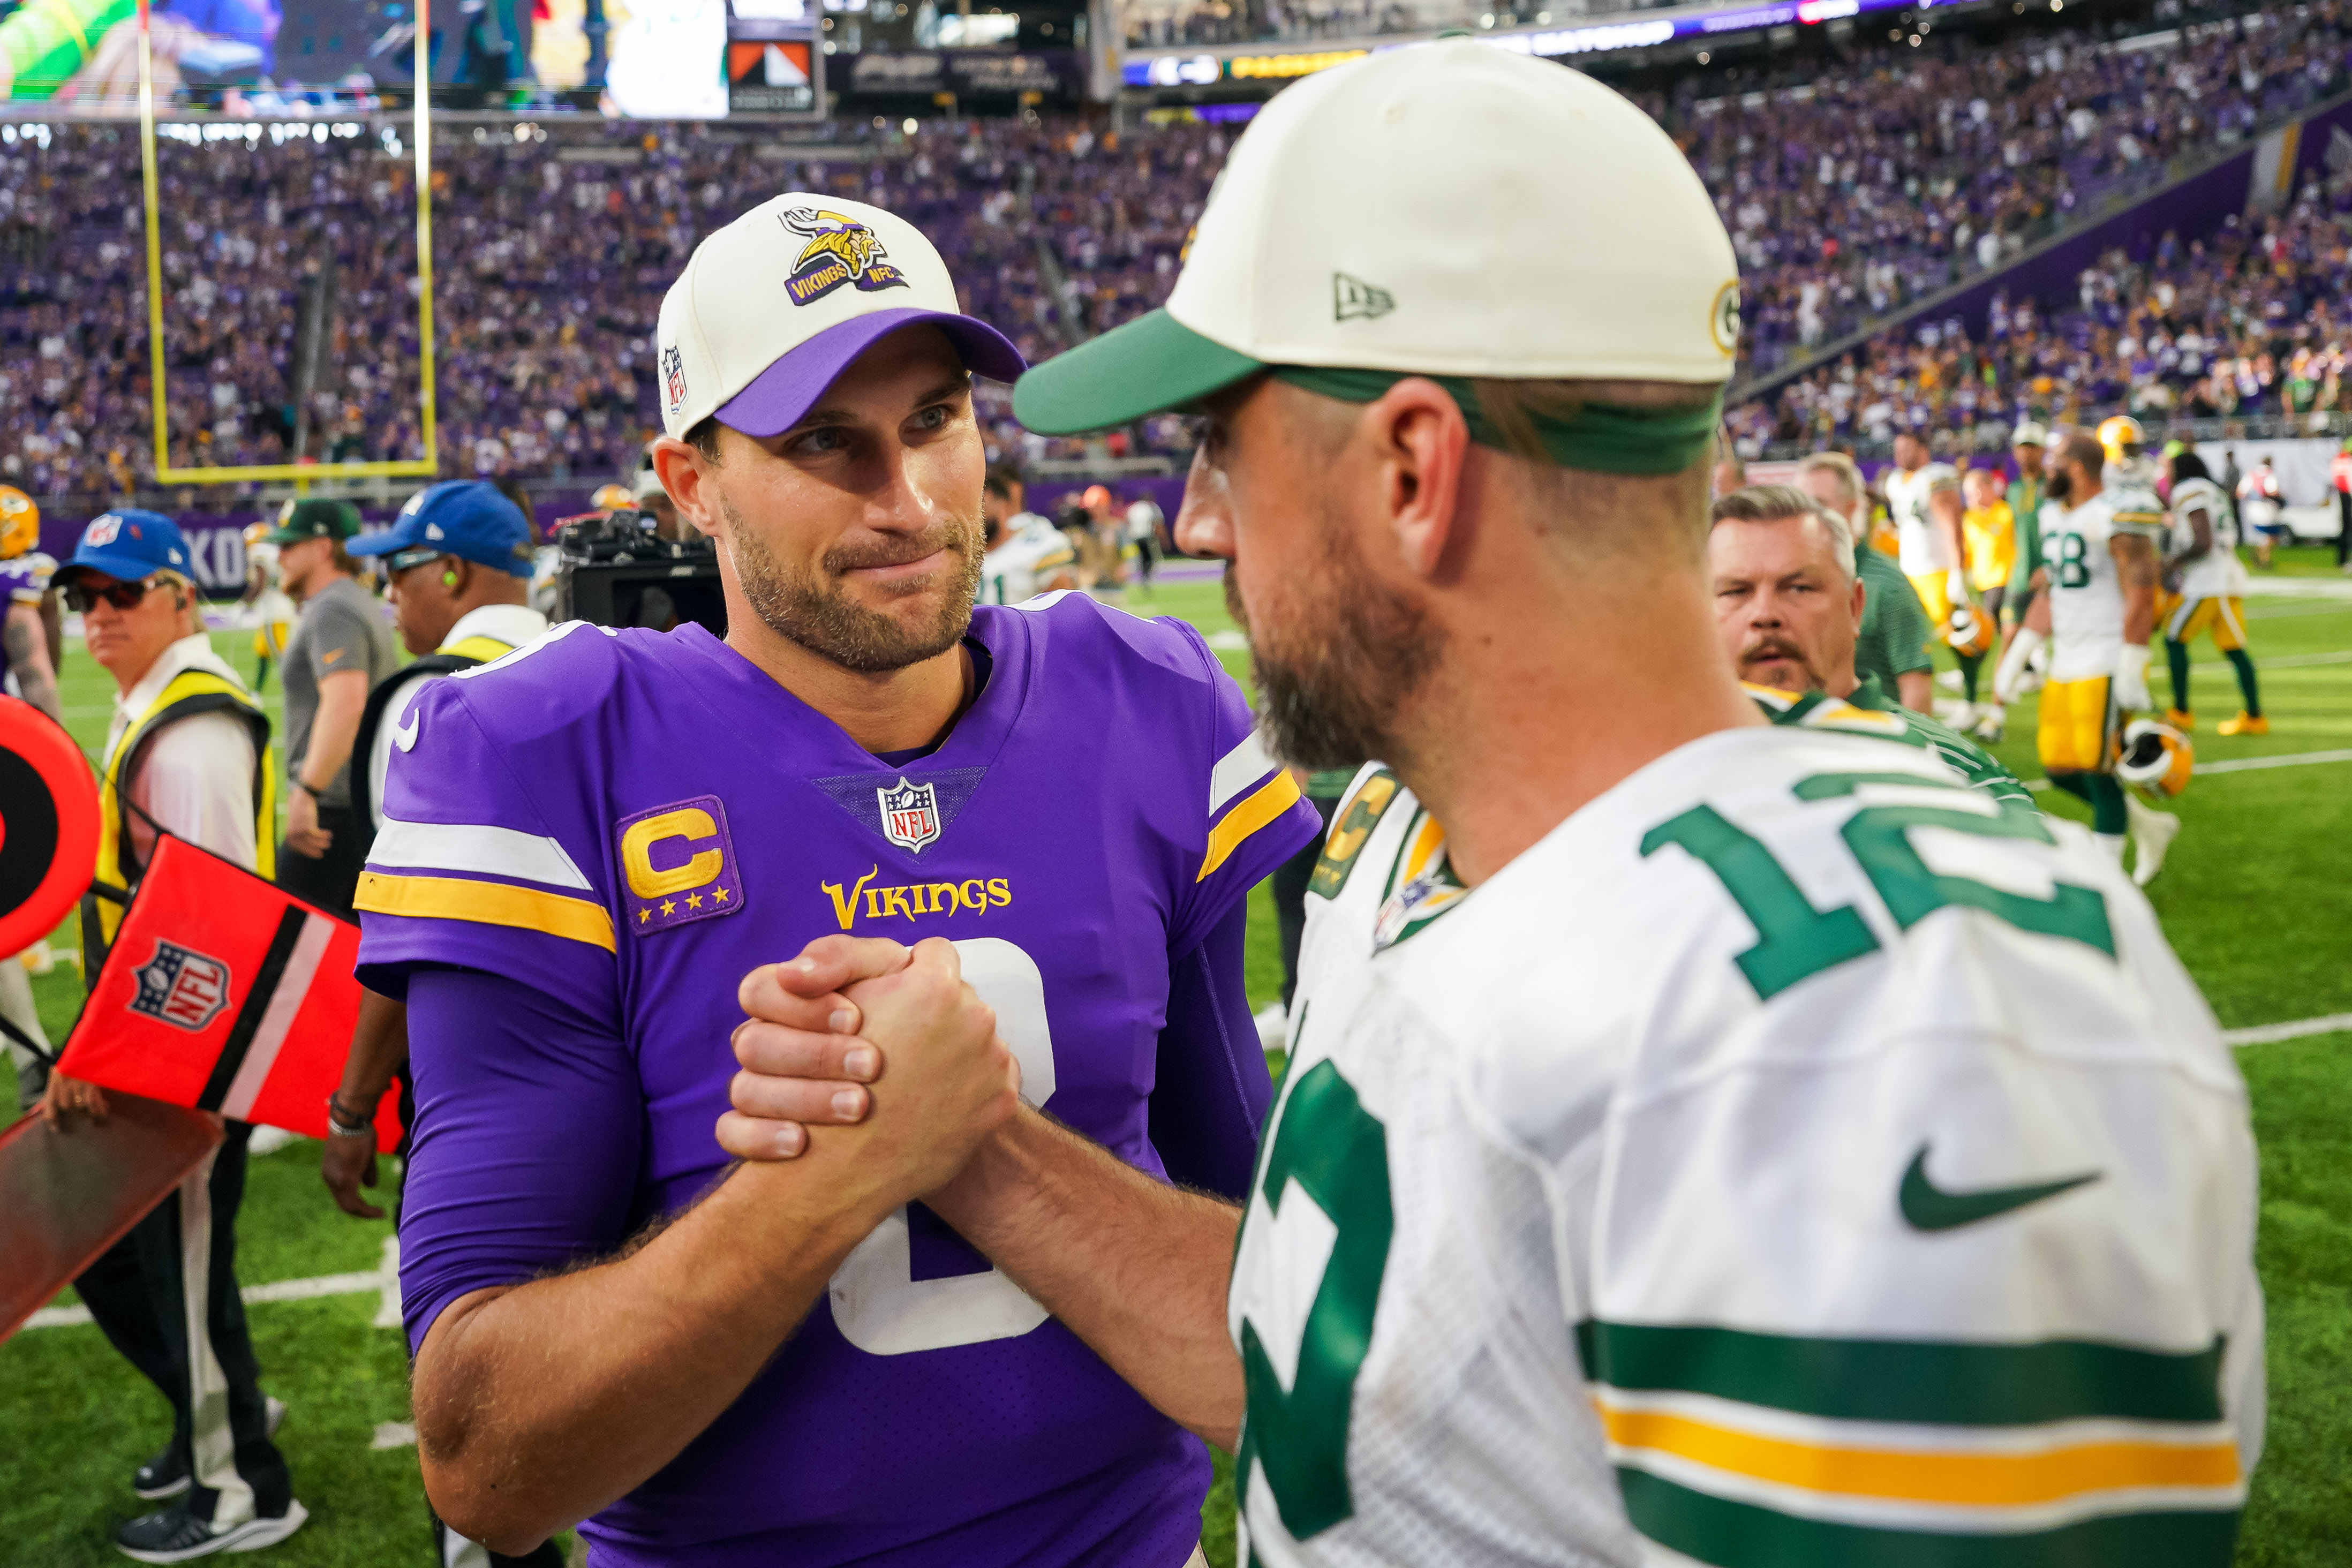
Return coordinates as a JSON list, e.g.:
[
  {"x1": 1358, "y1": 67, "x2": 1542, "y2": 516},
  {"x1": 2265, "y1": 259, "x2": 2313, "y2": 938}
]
[
  {"x1": 295, "y1": 779, "x2": 326, "y2": 801},
  {"x1": 325, "y1": 1095, "x2": 374, "y2": 1139}
]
